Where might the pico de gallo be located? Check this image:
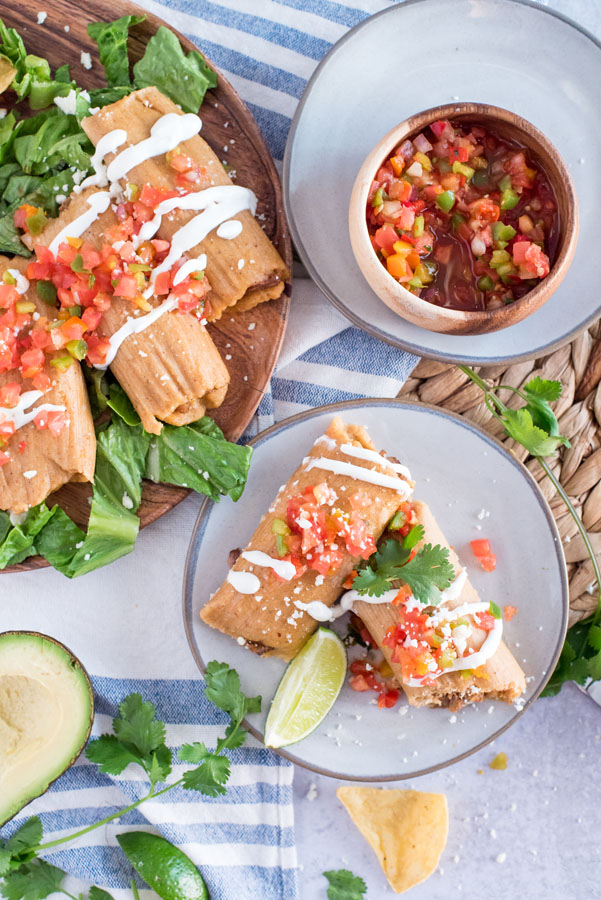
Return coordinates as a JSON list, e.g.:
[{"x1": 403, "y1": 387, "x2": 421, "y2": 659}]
[
  {"x1": 270, "y1": 483, "x2": 378, "y2": 578},
  {"x1": 10, "y1": 150, "x2": 211, "y2": 376},
  {"x1": 367, "y1": 118, "x2": 560, "y2": 311}
]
